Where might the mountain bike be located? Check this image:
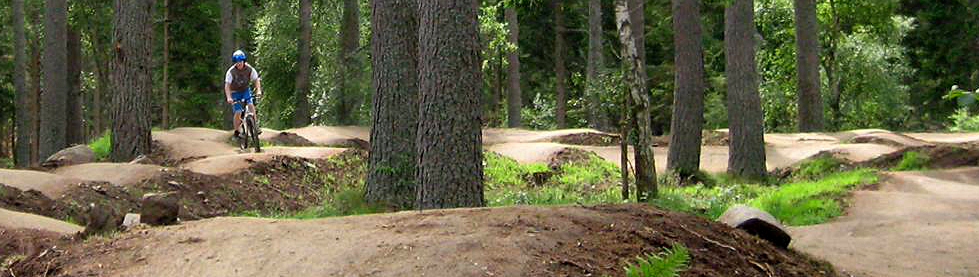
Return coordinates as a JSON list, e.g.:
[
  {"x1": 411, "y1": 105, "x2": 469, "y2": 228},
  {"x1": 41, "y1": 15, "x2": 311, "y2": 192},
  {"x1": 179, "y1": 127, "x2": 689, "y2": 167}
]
[{"x1": 233, "y1": 97, "x2": 262, "y2": 153}]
